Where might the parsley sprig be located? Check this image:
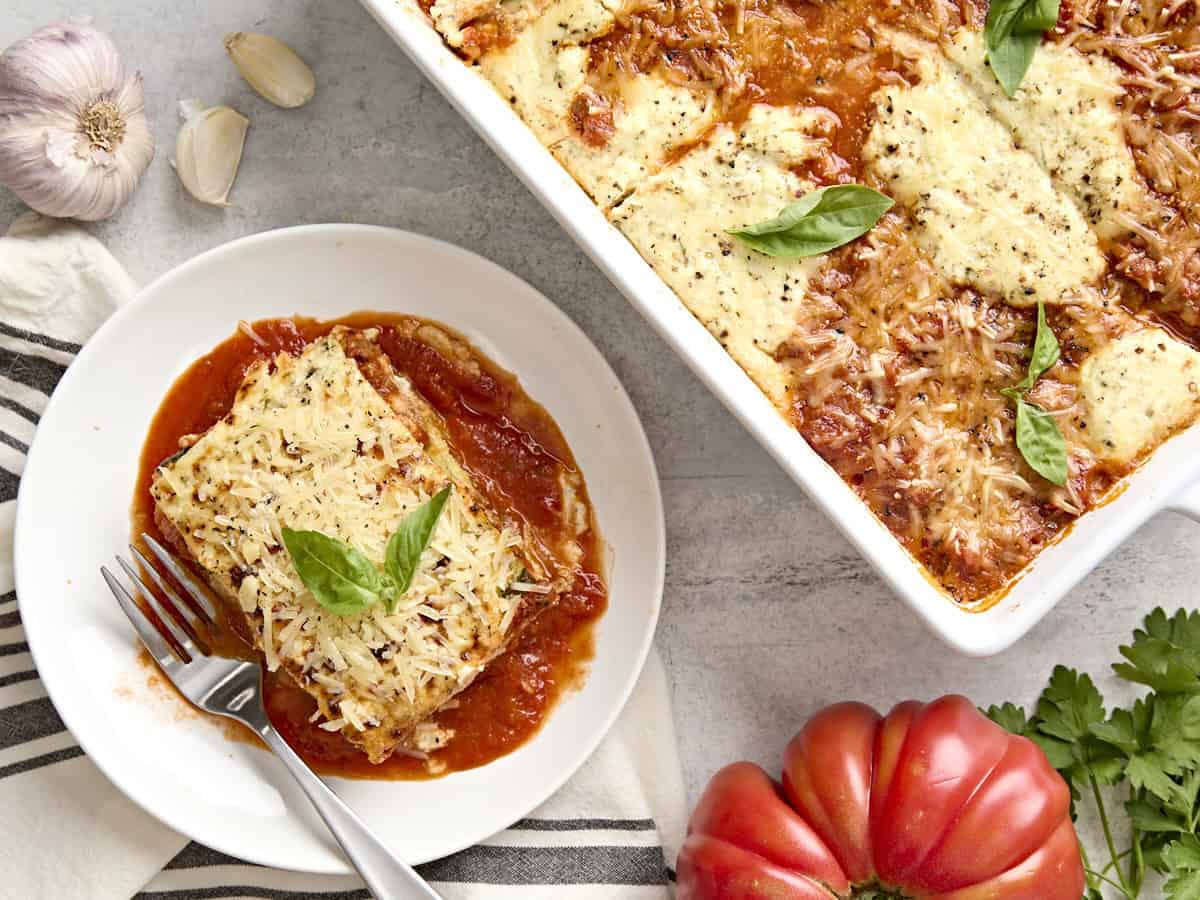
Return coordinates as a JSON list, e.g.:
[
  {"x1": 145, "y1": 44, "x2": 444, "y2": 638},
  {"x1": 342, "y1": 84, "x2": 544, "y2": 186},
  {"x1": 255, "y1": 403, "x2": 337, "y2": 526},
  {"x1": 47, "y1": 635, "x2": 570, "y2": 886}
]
[{"x1": 988, "y1": 609, "x2": 1200, "y2": 899}]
